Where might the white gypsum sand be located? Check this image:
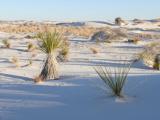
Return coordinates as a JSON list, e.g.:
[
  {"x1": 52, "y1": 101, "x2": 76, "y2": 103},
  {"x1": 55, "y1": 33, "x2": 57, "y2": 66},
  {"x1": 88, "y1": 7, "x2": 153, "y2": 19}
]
[{"x1": 0, "y1": 20, "x2": 159, "y2": 120}]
